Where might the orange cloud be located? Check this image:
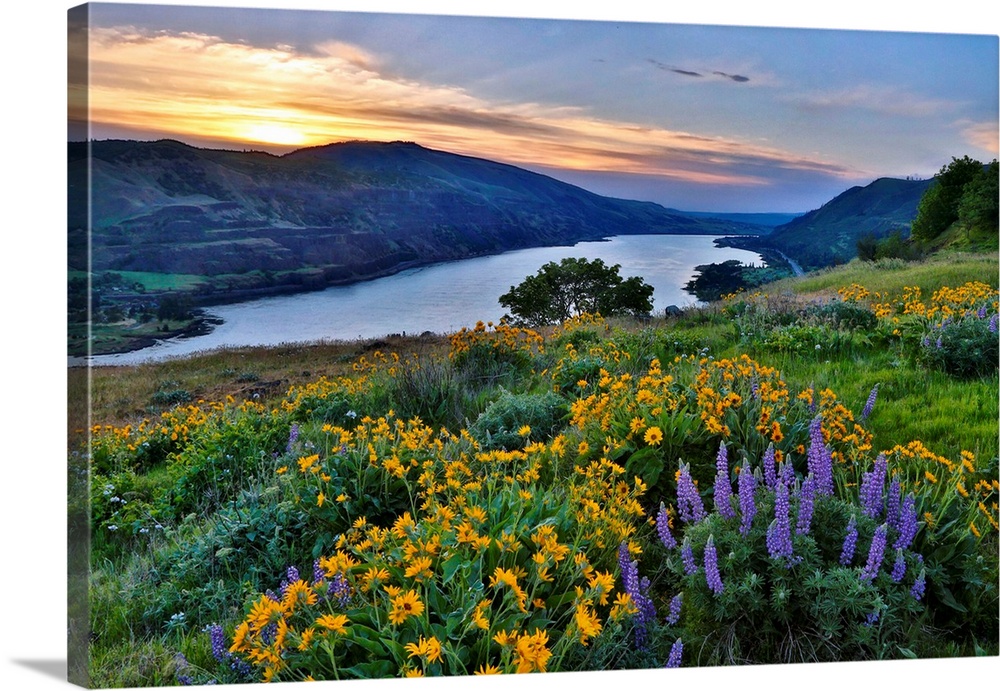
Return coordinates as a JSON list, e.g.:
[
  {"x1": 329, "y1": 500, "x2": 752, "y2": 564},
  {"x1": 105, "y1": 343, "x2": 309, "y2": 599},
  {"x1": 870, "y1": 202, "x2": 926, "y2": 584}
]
[{"x1": 80, "y1": 27, "x2": 857, "y2": 187}]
